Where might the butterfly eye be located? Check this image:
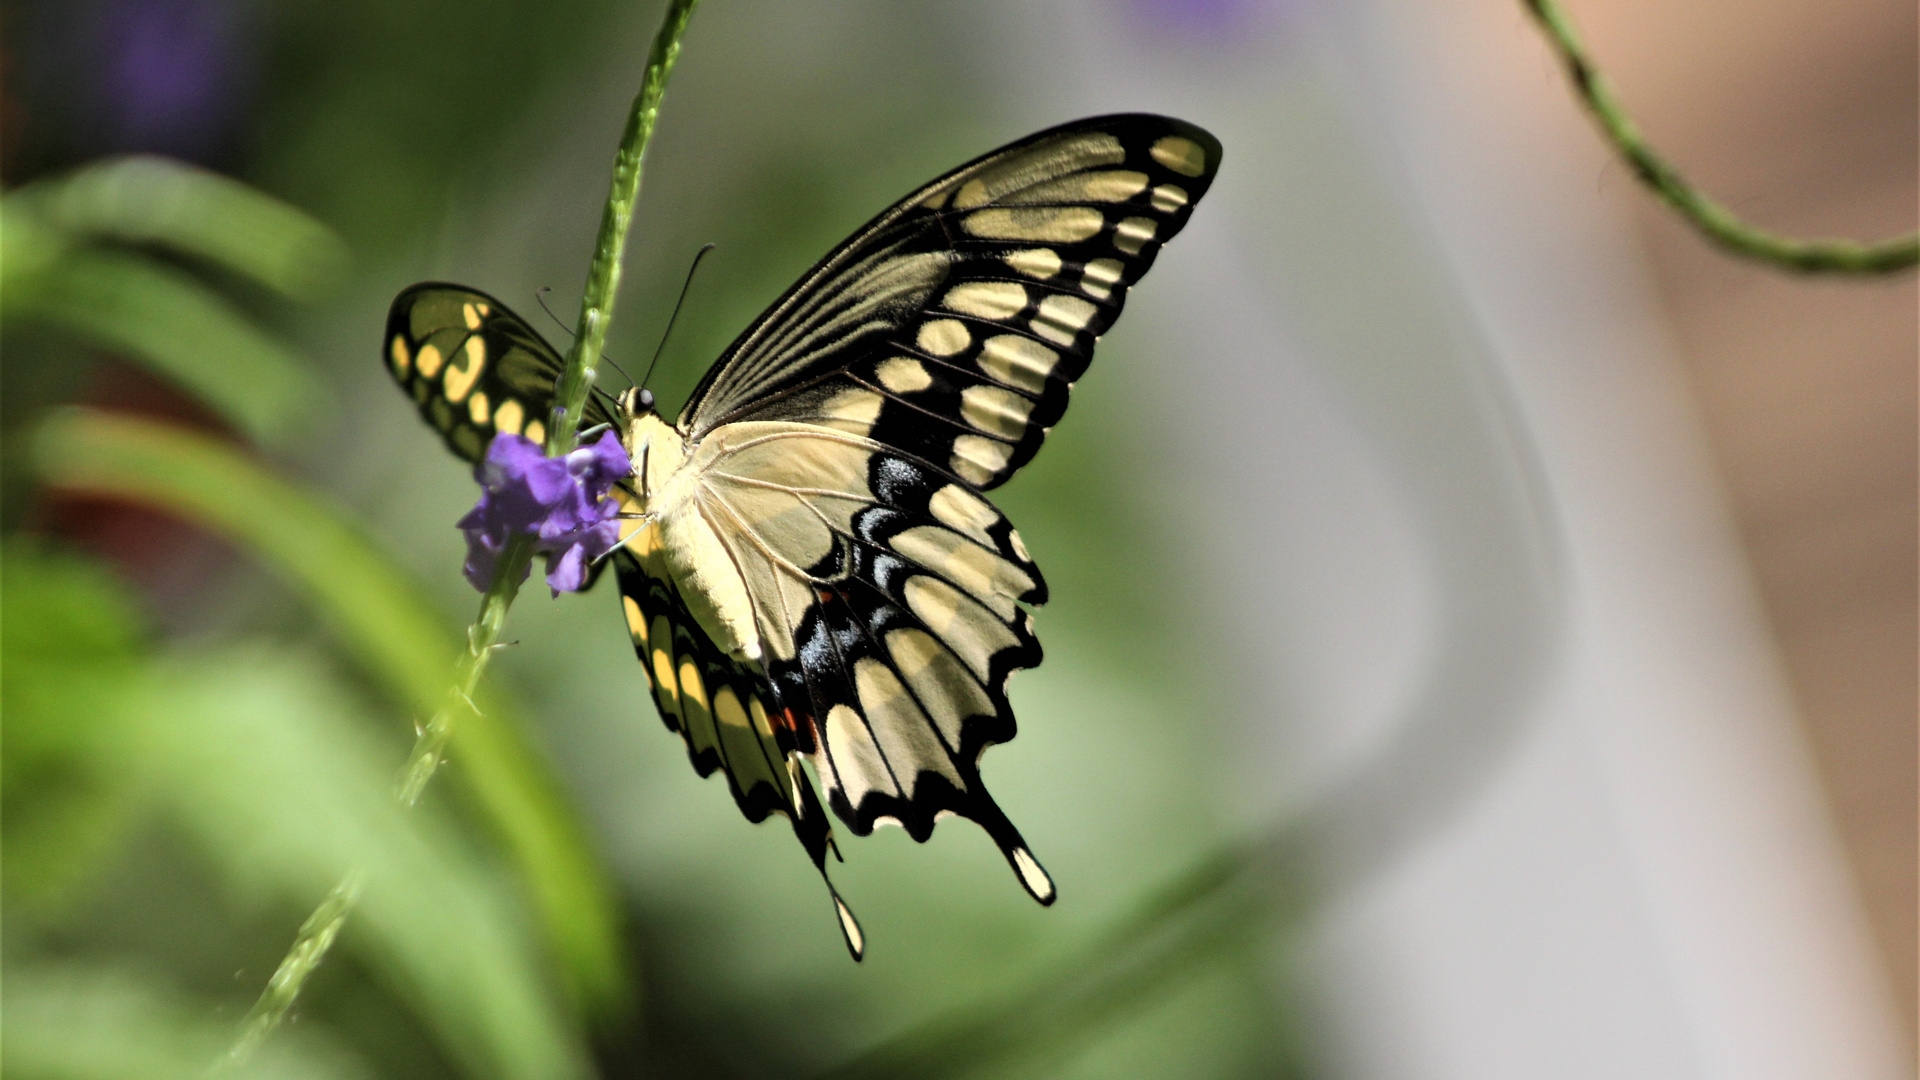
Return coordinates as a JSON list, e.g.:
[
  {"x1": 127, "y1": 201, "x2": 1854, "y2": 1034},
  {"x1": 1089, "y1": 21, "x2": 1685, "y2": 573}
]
[{"x1": 616, "y1": 386, "x2": 656, "y2": 416}]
